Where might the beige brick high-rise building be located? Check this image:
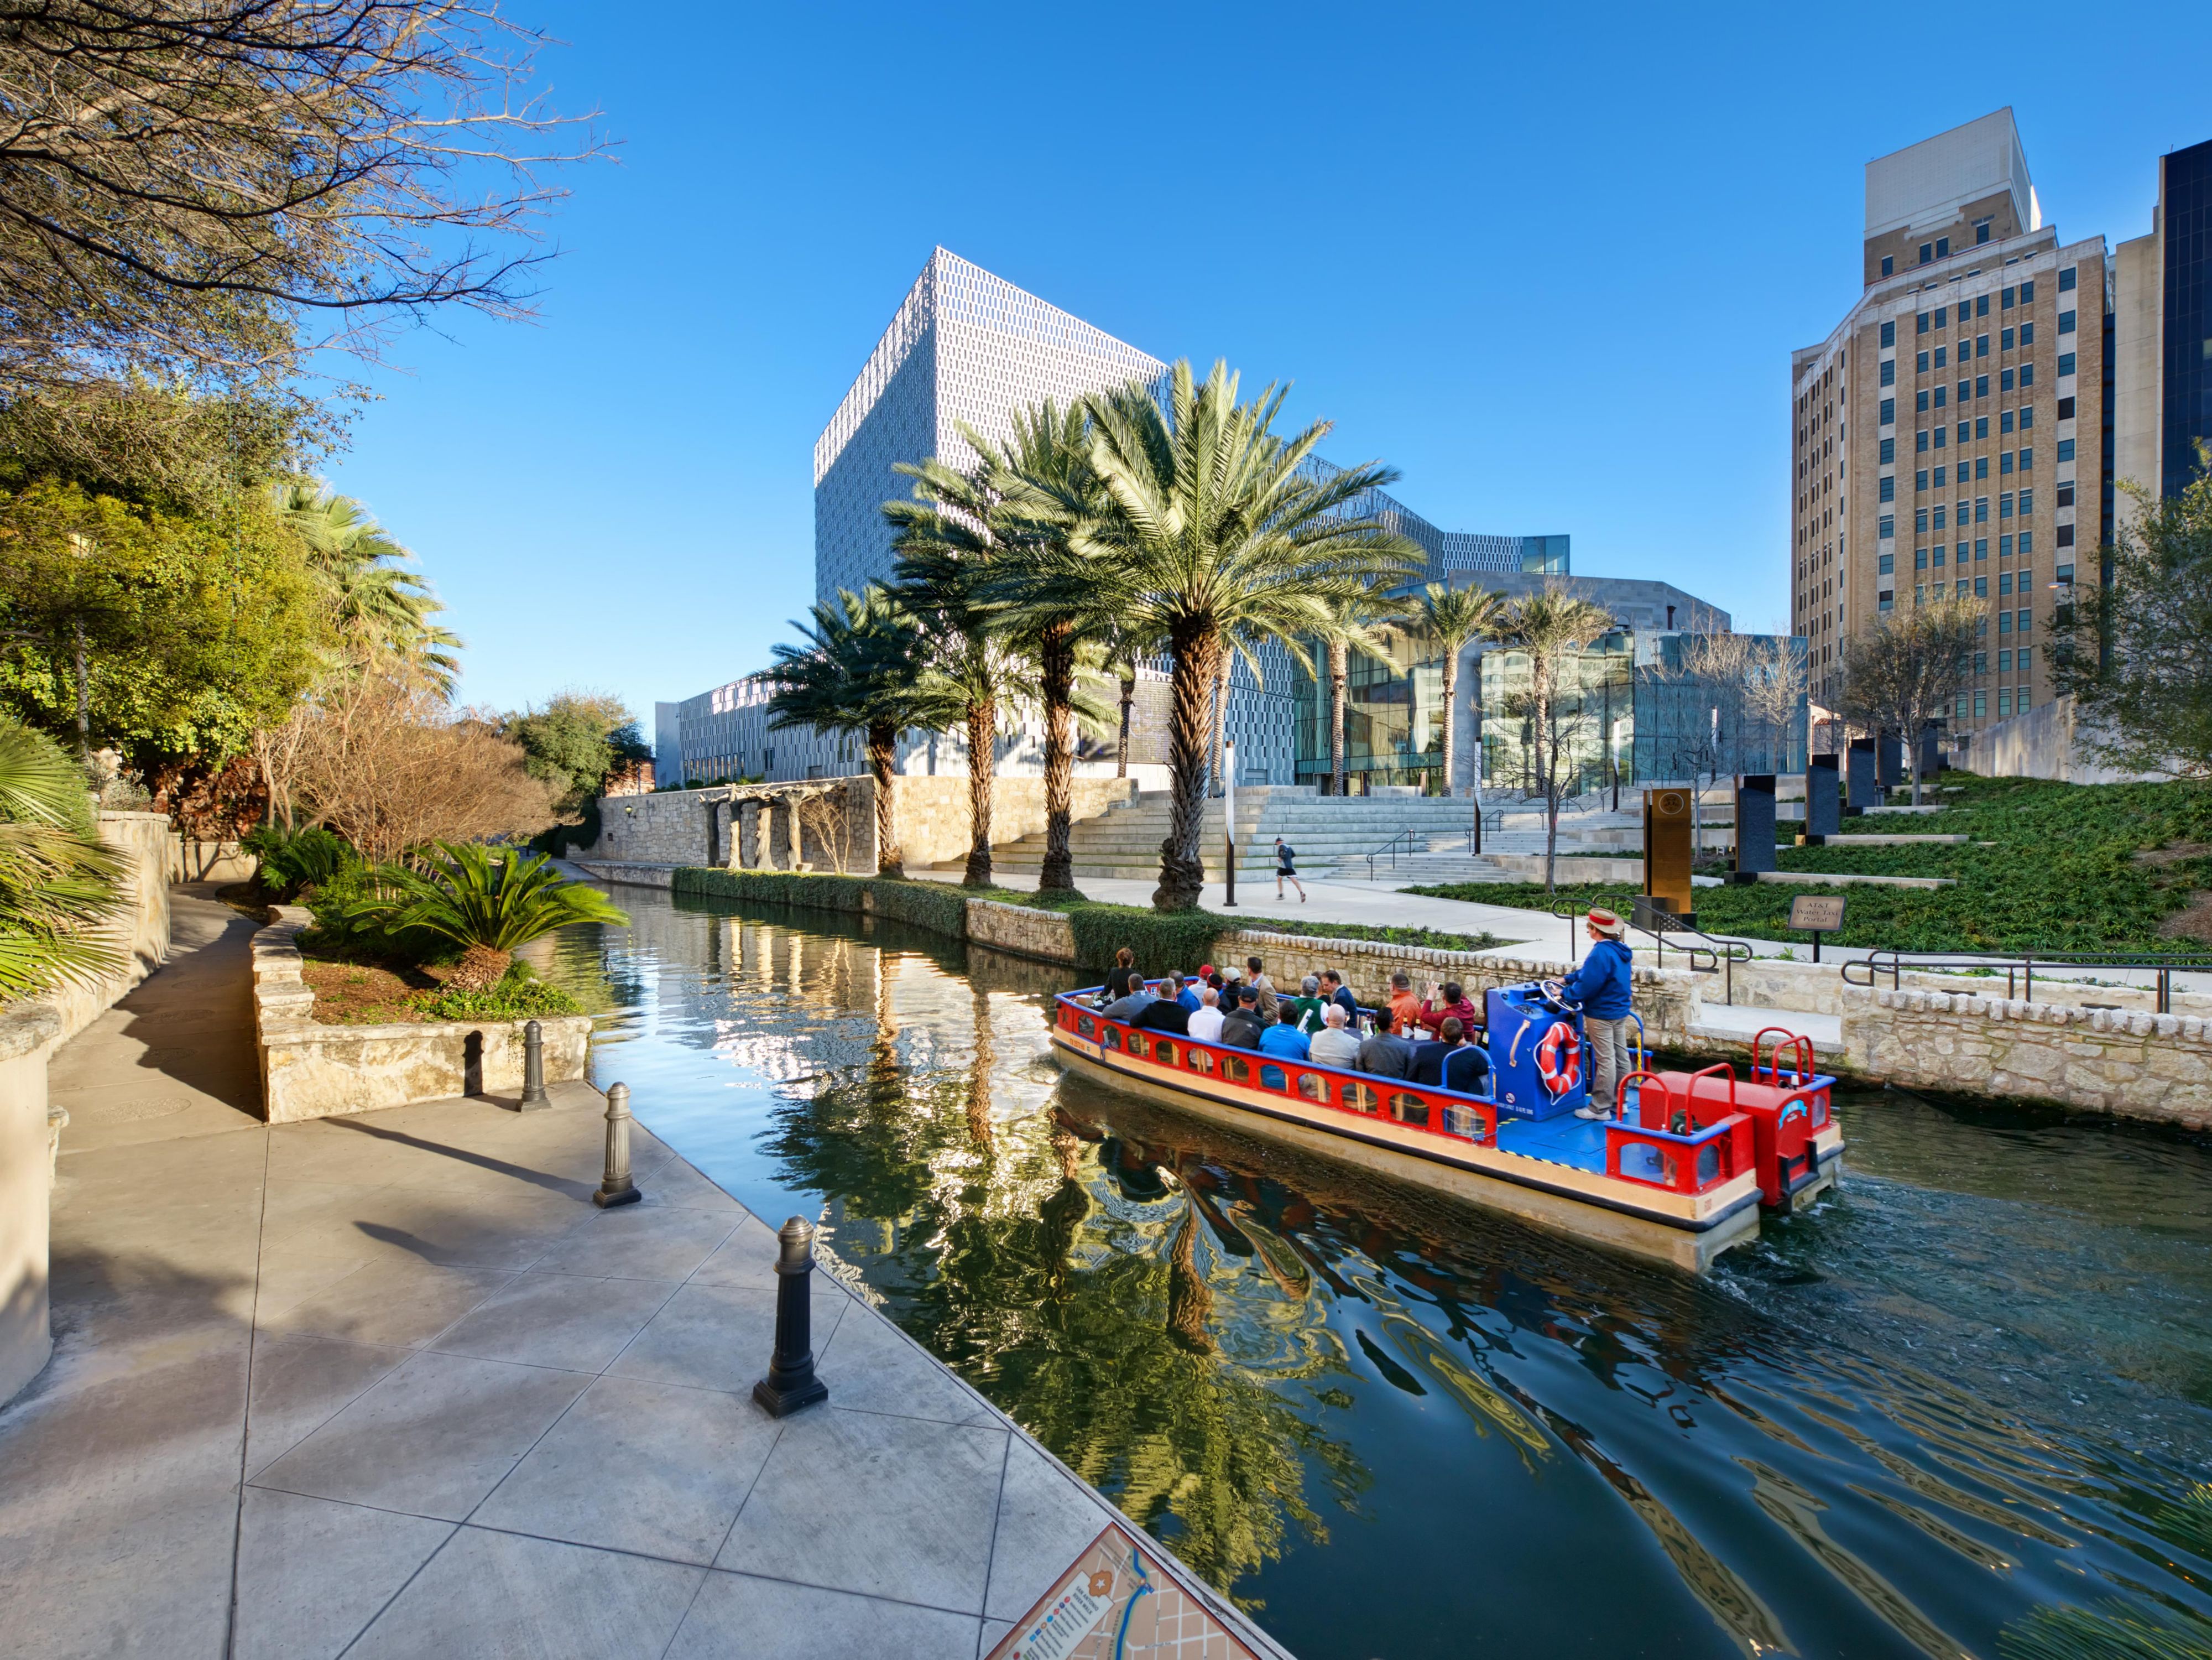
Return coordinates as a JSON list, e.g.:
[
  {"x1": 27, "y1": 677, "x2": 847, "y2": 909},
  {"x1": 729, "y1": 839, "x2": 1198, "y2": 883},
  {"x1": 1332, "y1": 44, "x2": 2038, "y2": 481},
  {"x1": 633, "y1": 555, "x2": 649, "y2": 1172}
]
[{"x1": 1792, "y1": 108, "x2": 2109, "y2": 738}]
